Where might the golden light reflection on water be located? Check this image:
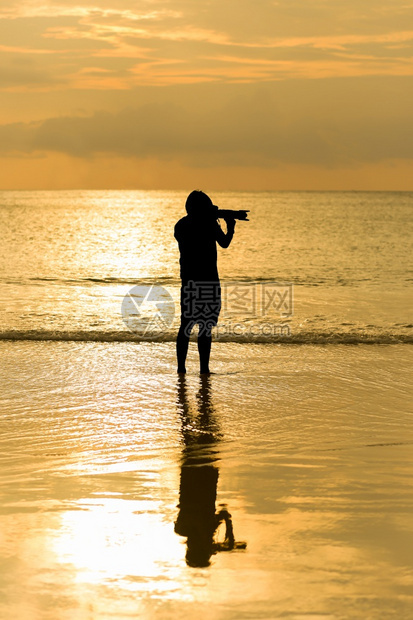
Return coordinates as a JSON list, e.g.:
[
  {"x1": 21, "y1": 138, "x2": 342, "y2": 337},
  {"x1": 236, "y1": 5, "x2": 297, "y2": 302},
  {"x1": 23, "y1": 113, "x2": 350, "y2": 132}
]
[{"x1": 52, "y1": 498, "x2": 186, "y2": 592}]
